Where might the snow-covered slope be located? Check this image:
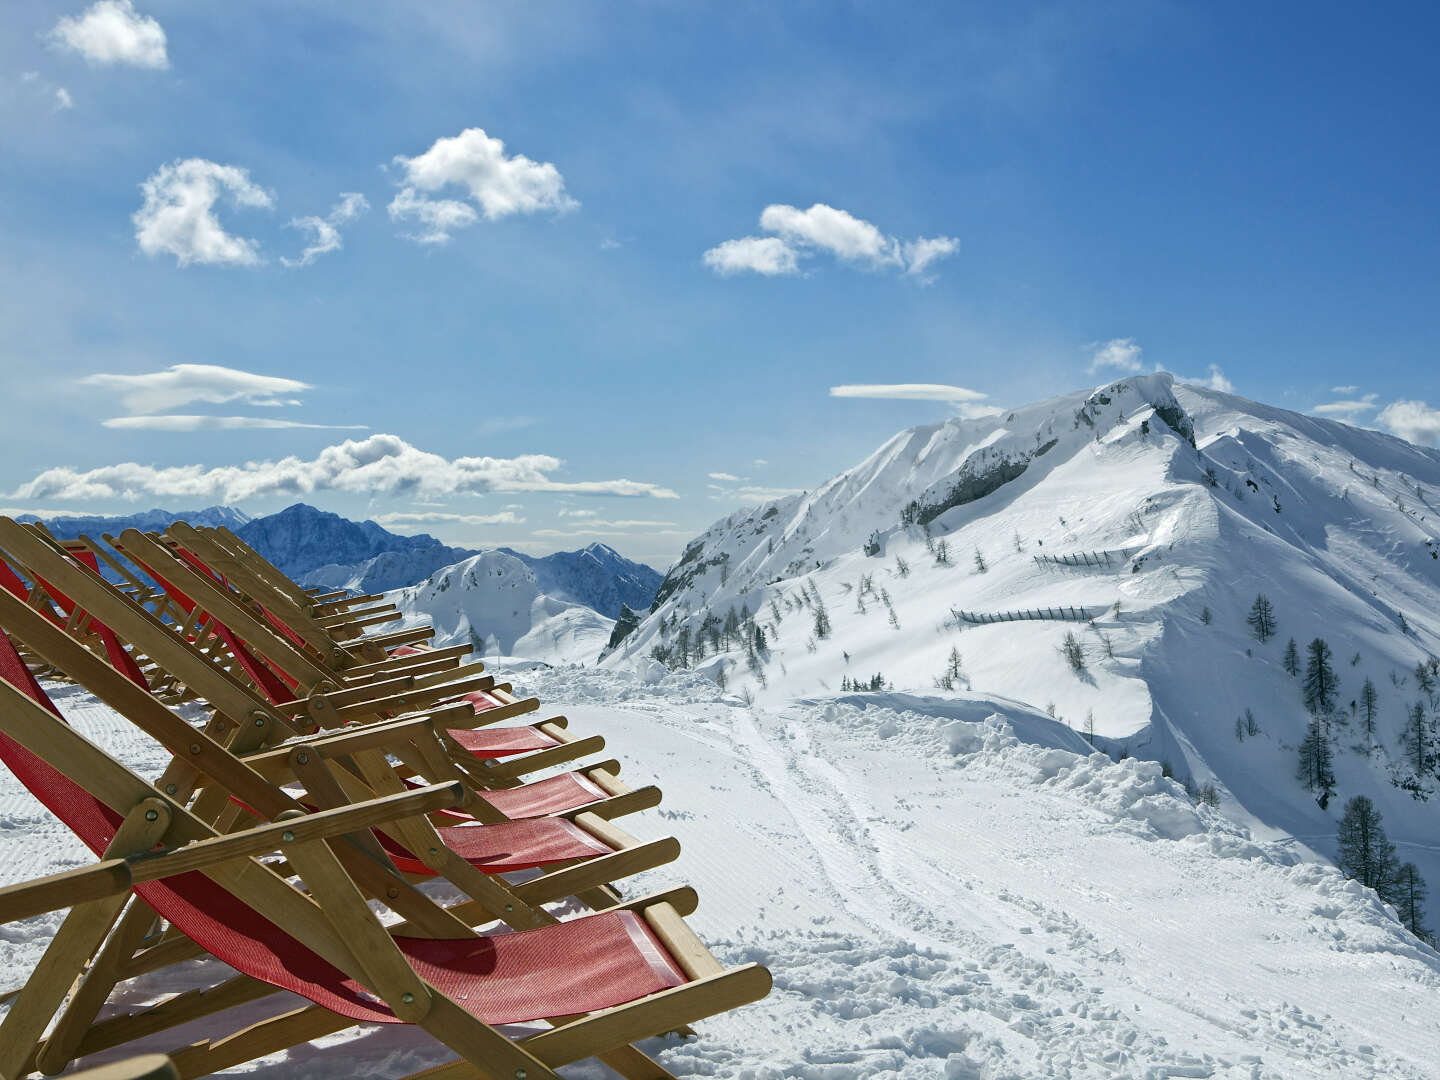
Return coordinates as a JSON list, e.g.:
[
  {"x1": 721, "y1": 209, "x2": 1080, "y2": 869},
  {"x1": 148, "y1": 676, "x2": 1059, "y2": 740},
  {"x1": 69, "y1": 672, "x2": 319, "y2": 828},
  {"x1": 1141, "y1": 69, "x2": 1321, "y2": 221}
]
[
  {"x1": 20, "y1": 505, "x2": 251, "y2": 536},
  {"x1": 6, "y1": 674, "x2": 1437, "y2": 1077},
  {"x1": 605, "y1": 373, "x2": 1440, "y2": 930},
  {"x1": 385, "y1": 549, "x2": 615, "y2": 664},
  {"x1": 504, "y1": 543, "x2": 663, "y2": 619}
]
